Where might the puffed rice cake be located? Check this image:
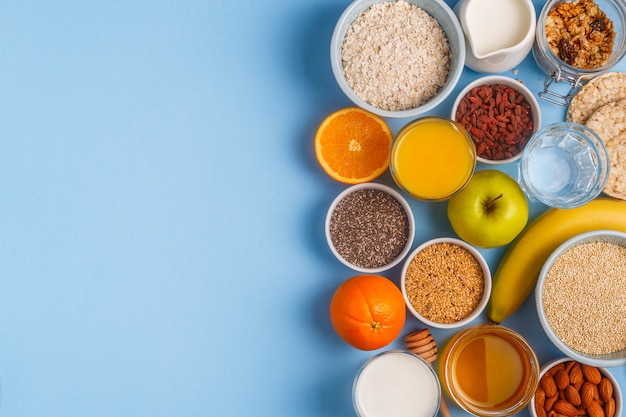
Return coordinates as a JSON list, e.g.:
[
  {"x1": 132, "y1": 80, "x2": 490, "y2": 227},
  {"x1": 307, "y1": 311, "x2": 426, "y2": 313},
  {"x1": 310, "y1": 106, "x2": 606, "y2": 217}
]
[
  {"x1": 567, "y1": 72, "x2": 626, "y2": 124},
  {"x1": 584, "y1": 99, "x2": 626, "y2": 200},
  {"x1": 585, "y1": 98, "x2": 626, "y2": 143},
  {"x1": 604, "y1": 131, "x2": 626, "y2": 200}
]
